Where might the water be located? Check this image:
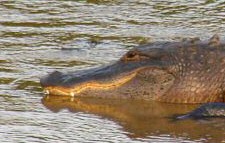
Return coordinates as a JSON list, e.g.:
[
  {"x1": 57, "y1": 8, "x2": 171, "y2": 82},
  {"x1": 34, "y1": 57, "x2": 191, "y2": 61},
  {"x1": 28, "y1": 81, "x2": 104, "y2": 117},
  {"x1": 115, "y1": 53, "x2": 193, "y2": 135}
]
[{"x1": 0, "y1": 0, "x2": 224, "y2": 142}]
